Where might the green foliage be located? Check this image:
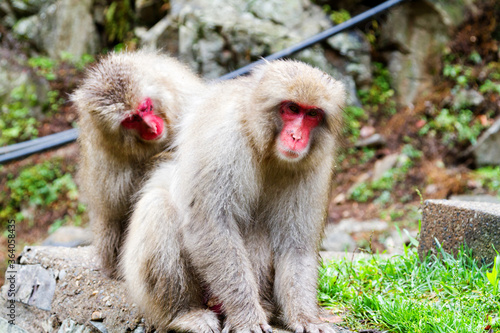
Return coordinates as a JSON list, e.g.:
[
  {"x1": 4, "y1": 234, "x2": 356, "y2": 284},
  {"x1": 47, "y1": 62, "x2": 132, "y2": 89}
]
[
  {"x1": 105, "y1": 0, "x2": 134, "y2": 43},
  {"x1": 349, "y1": 145, "x2": 422, "y2": 204},
  {"x1": 344, "y1": 105, "x2": 367, "y2": 143},
  {"x1": 349, "y1": 183, "x2": 374, "y2": 203},
  {"x1": 319, "y1": 245, "x2": 500, "y2": 332},
  {"x1": 472, "y1": 166, "x2": 500, "y2": 193},
  {"x1": 0, "y1": 85, "x2": 40, "y2": 146},
  {"x1": 487, "y1": 256, "x2": 500, "y2": 295},
  {"x1": 479, "y1": 79, "x2": 500, "y2": 94},
  {"x1": 0, "y1": 158, "x2": 81, "y2": 223},
  {"x1": 28, "y1": 56, "x2": 57, "y2": 81},
  {"x1": 7, "y1": 160, "x2": 77, "y2": 208},
  {"x1": 418, "y1": 108, "x2": 486, "y2": 146},
  {"x1": 358, "y1": 62, "x2": 395, "y2": 114},
  {"x1": 322, "y1": 7, "x2": 351, "y2": 25},
  {"x1": 59, "y1": 52, "x2": 95, "y2": 71}
]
